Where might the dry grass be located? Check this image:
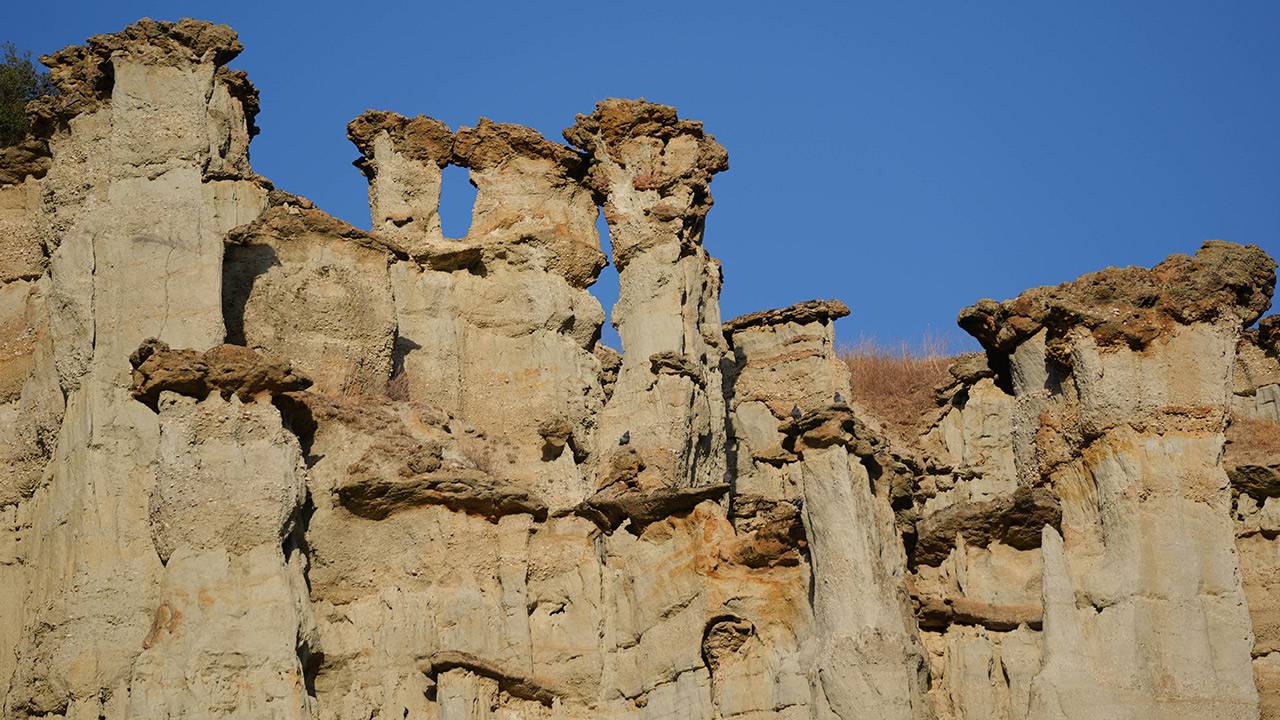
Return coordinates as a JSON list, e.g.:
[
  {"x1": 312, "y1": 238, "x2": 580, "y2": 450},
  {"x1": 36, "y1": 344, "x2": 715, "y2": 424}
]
[
  {"x1": 385, "y1": 369, "x2": 411, "y2": 402},
  {"x1": 840, "y1": 333, "x2": 954, "y2": 441}
]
